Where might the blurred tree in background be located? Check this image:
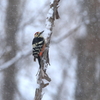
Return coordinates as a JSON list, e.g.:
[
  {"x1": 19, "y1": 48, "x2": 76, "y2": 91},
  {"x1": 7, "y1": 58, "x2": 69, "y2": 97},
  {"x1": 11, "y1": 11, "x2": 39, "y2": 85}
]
[
  {"x1": 3, "y1": 0, "x2": 20, "y2": 100},
  {"x1": 0, "y1": 0, "x2": 100, "y2": 100},
  {"x1": 75, "y1": 0, "x2": 100, "y2": 100}
]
